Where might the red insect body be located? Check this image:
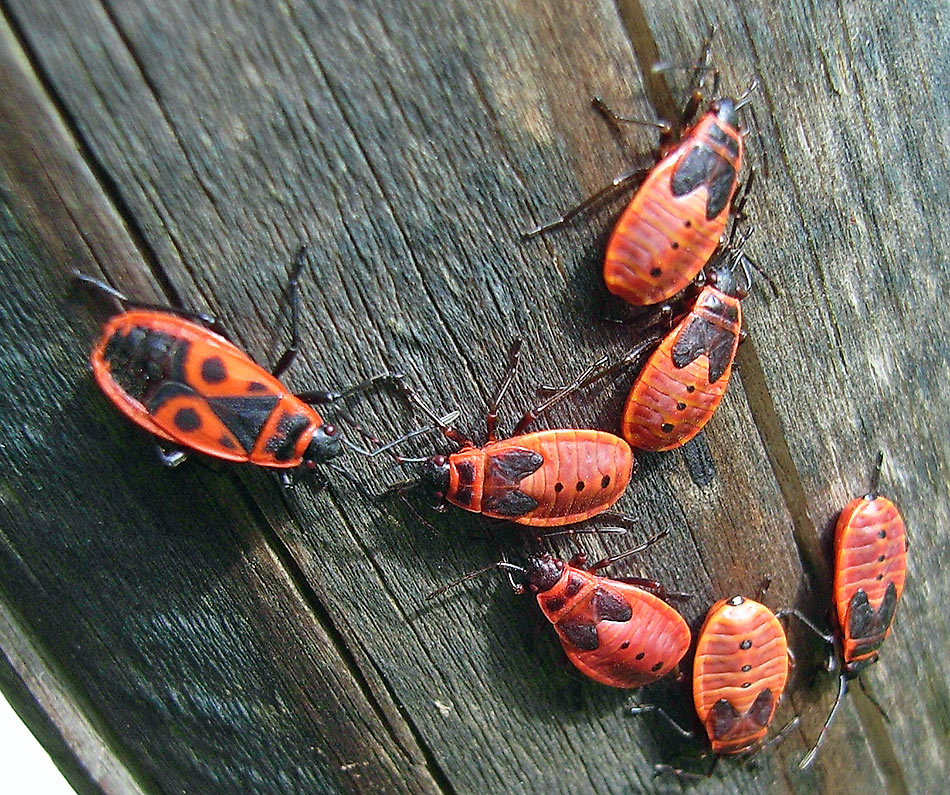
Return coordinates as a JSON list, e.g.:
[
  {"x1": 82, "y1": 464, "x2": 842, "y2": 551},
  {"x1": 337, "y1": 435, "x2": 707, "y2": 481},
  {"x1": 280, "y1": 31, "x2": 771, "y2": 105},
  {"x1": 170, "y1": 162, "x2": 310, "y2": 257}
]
[
  {"x1": 796, "y1": 459, "x2": 907, "y2": 769},
  {"x1": 604, "y1": 102, "x2": 744, "y2": 306},
  {"x1": 692, "y1": 596, "x2": 790, "y2": 755},
  {"x1": 527, "y1": 554, "x2": 691, "y2": 688},
  {"x1": 92, "y1": 310, "x2": 338, "y2": 468},
  {"x1": 430, "y1": 429, "x2": 633, "y2": 527},
  {"x1": 834, "y1": 489, "x2": 907, "y2": 672},
  {"x1": 620, "y1": 249, "x2": 744, "y2": 451}
]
